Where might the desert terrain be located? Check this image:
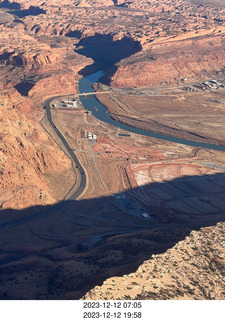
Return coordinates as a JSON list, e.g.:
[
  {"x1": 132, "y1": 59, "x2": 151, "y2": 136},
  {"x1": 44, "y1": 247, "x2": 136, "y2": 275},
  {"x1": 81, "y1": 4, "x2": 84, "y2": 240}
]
[{"x1": 0, "y1": 0, "x2": 225, "y2": 301}]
